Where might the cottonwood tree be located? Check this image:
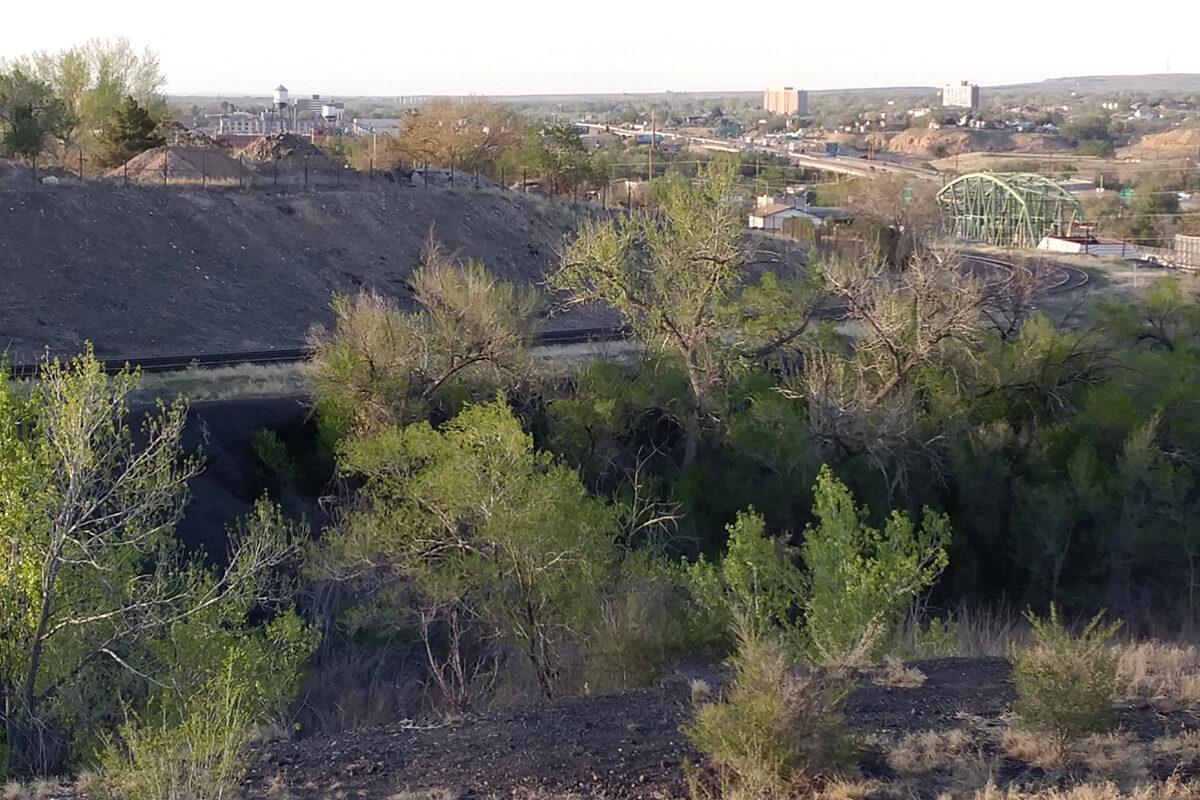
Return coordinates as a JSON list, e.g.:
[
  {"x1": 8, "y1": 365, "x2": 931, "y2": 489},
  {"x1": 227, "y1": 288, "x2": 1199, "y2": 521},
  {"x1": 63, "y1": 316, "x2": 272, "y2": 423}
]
[
  {"x1": 555, "y1": 159, "x2": 819, "y2": 465},
  {"x1": 329, "y1": 398, "x2": 617, "y2": 702},
  {"x1": 308, "y1": 244, "x2": 538, "y2": 437},
  {"x1": 389, "y1": 99, "x2": 522, "y2": 173},
  {"x1": 835, "y1": 174, "x2": 939, "y2": 265},
  {"x1": 8, "y1": 38, "x2": 167, "y2": 160},
  {"x1": 0, "y1": 352, "x2": 302, "y2": 777},
  {"x1": 508, "y1": 122, "x2": 598, "y2": 194}
]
